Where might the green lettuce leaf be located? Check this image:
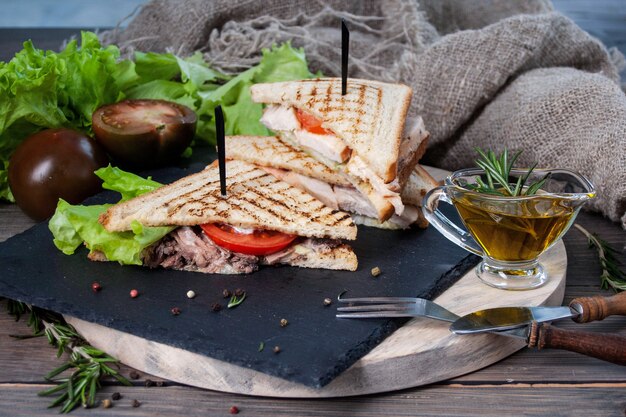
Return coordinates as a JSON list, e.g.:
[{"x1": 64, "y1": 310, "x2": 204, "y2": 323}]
[{"x1": 48, "y1": 166, "x2": 172, "y2": 265}]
